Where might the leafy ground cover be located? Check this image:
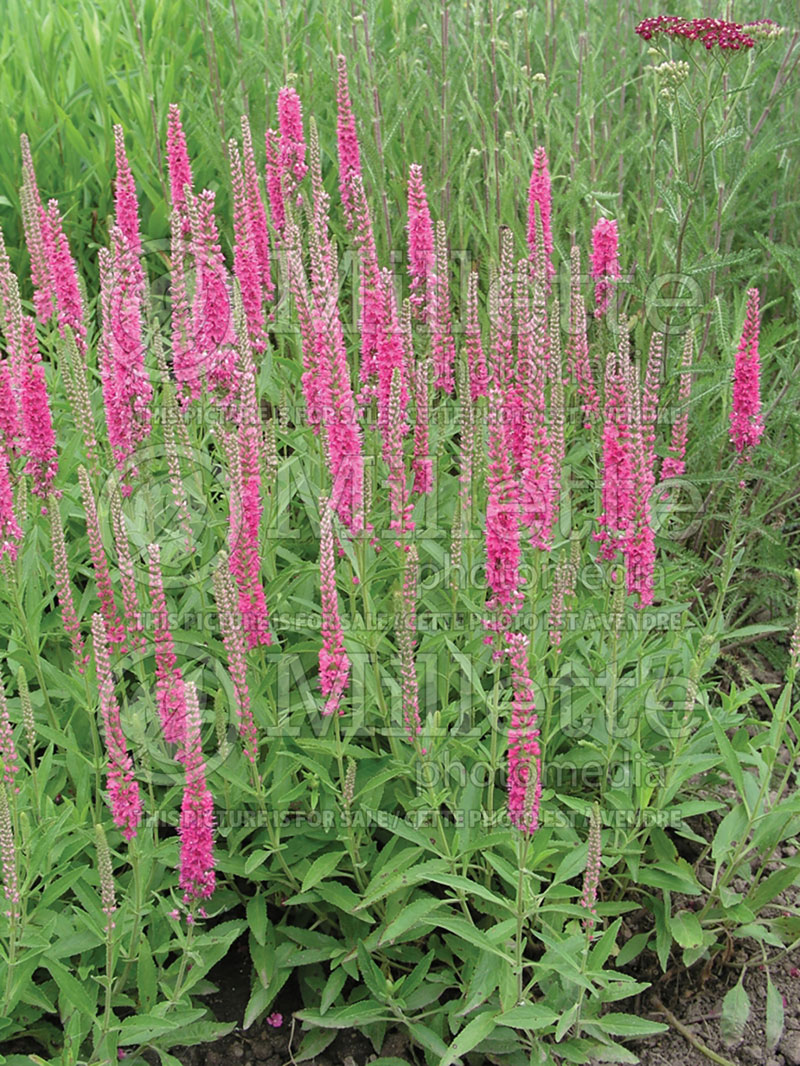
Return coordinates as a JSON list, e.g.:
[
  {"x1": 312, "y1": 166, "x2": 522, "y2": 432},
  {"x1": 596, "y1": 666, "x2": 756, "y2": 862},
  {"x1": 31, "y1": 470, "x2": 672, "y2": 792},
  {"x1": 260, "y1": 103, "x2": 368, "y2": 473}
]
[{"x1": 0, "y1": 2, "x2": 799, "y2": 1065}]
